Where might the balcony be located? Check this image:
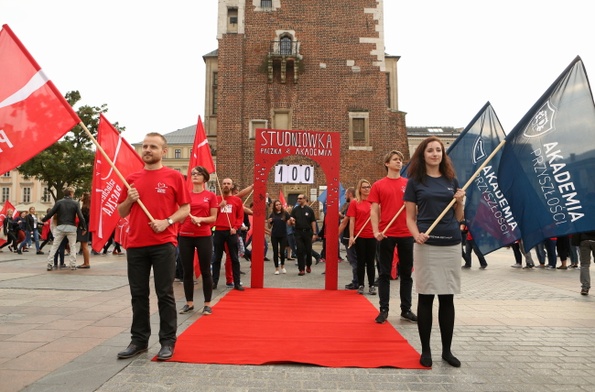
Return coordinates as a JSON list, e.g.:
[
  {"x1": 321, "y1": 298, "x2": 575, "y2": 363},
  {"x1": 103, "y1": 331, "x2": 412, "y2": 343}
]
[{"x1": 267, "y1": 40, "x2": 301, "y2": 83}]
